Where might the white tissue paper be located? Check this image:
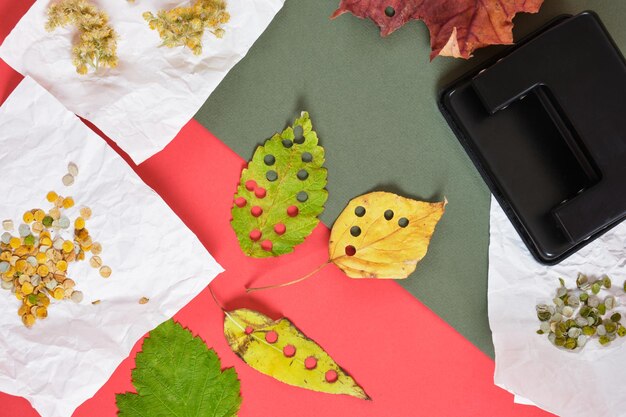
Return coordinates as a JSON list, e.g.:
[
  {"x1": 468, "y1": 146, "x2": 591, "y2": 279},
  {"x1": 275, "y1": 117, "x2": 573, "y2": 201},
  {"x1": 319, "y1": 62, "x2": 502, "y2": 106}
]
[
  {"x1": 0, "y1": 77, "x2": 224, "y2": 417},
  {"x1": 488, "y1": 195, "x2": 626, "y2": 417},
  {"x1": 0, "y1": 0, "x2": 284, "y2": 164}
]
